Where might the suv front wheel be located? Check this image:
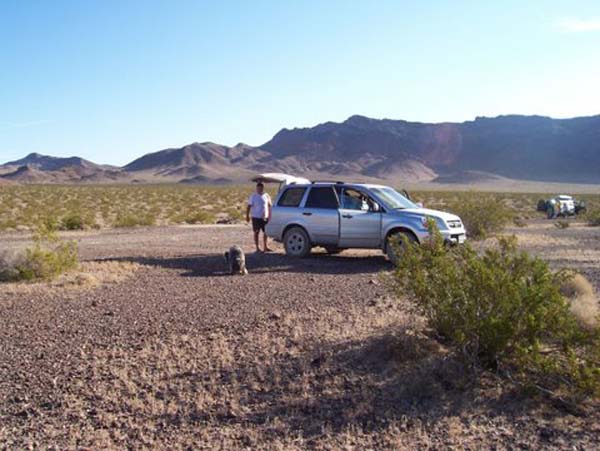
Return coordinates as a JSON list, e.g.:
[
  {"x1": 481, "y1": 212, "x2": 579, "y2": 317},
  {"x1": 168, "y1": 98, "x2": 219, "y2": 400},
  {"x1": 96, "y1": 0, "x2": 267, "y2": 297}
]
[
  {"x1": 283, "y1": 226, "x2": 312, "y2": 258},
  {"x1": 385, "y1": 231, "x2": 416, "y2": 265}
]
